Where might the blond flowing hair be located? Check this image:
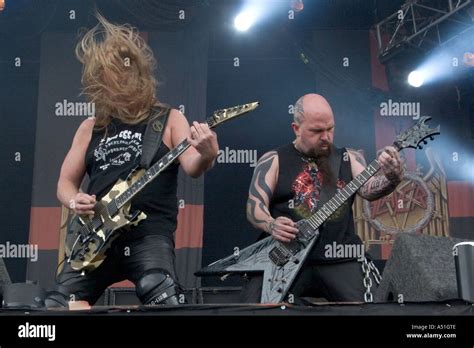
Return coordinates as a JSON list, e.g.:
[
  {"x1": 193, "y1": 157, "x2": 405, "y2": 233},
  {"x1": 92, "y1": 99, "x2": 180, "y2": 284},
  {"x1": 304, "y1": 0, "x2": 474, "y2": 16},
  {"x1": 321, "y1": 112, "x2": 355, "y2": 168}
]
[{"x1": 75, "y1": 14, "x2": 159, "y2": 128}]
